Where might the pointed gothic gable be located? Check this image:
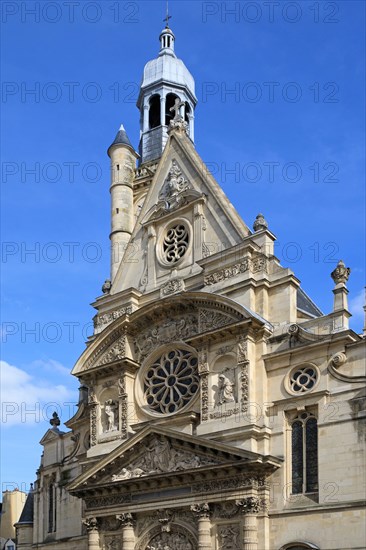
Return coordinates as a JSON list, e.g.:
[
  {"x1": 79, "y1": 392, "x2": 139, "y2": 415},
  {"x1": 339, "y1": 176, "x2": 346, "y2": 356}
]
[
  {"x1": 67, "y1": 425, "x2": 278, "y2": 495},
  {"x1": 111, "y1": 129, "x2": 251, "y2": 295}
]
